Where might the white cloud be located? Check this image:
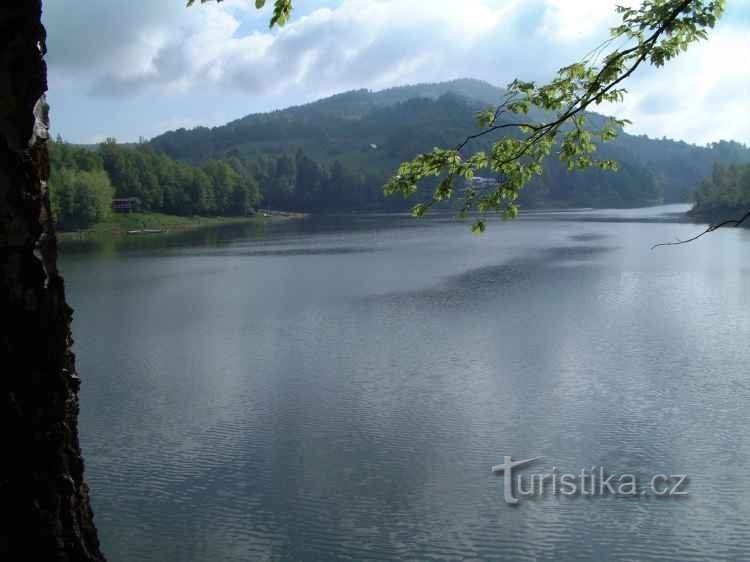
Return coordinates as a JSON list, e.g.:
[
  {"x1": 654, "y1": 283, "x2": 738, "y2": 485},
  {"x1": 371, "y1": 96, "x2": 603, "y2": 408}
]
[
  {"x1": 539, "y1": 0, "x2": 630, "y2": 42},
  {"x1": 43, "y1": 0, "x2": 750, "y2": 144},
  {"x1": 82, "y1": 0, "x2": 535, "y2": 96}
]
